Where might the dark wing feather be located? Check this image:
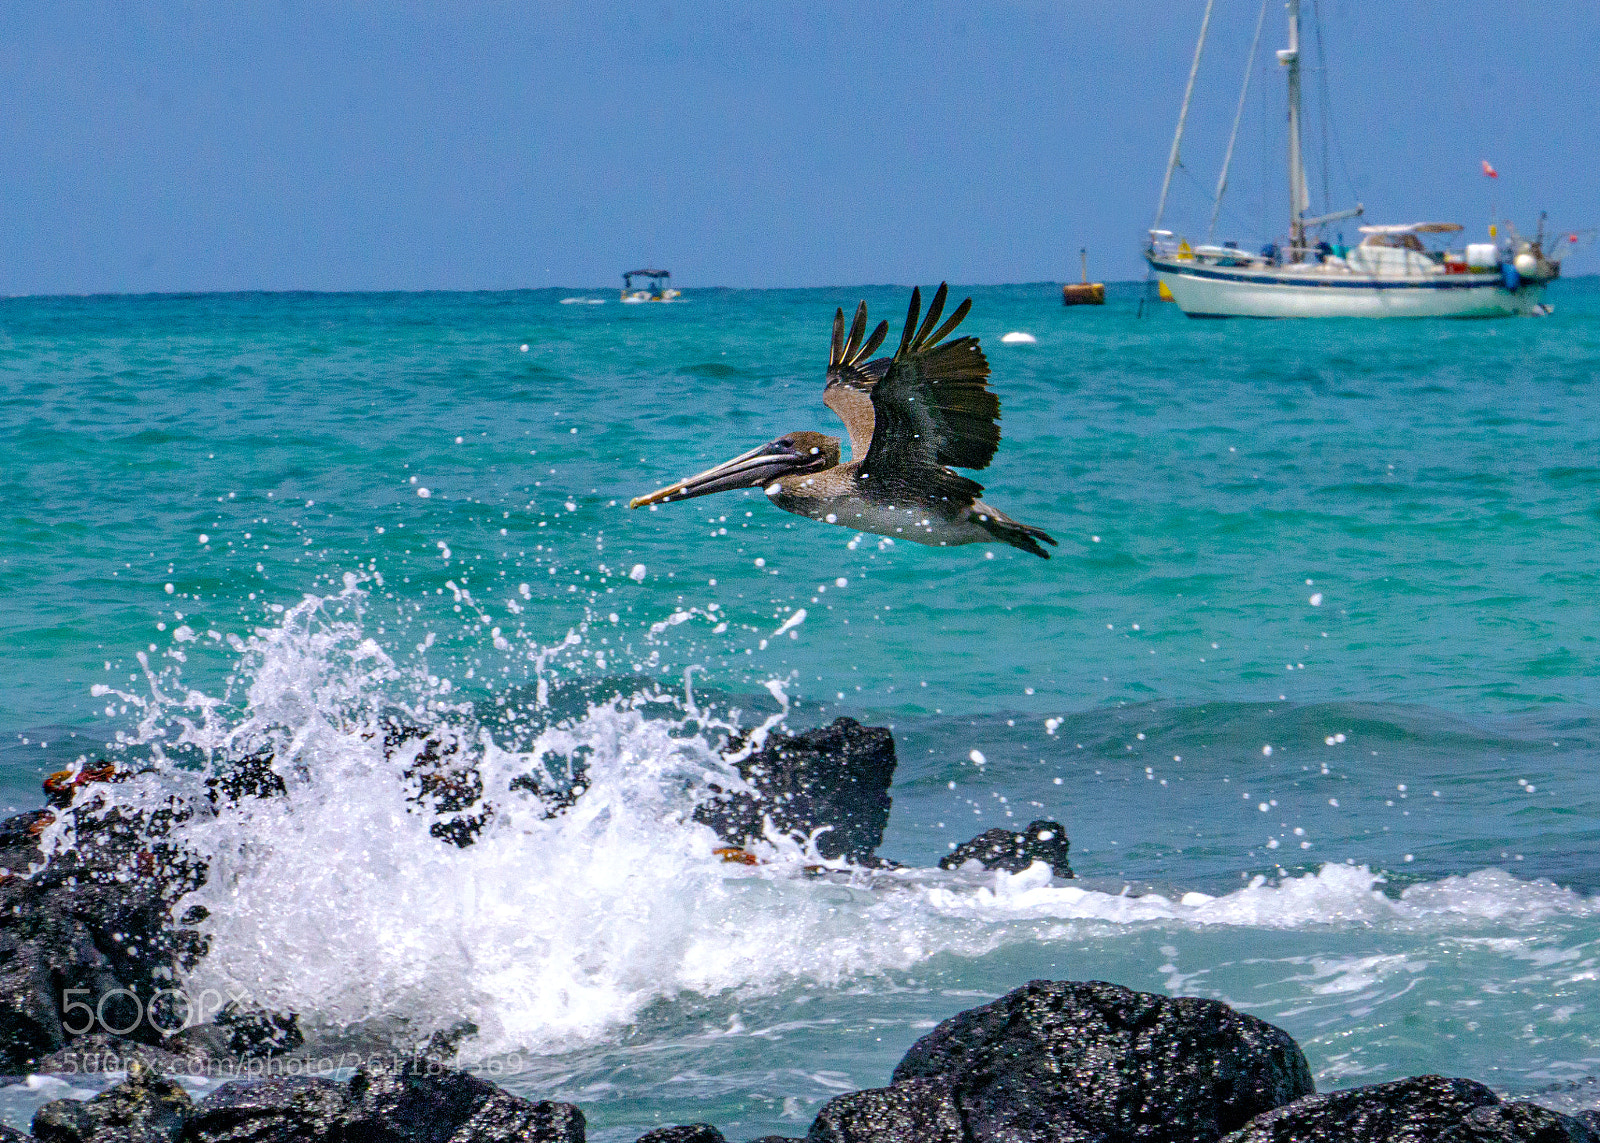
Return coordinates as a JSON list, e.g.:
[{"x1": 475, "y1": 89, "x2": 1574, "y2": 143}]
[
  {"x1": 861, "y1": 284, "x2": 1000, "y2": 481},
  {"x1": 824, "y1": 301, "x2": 890, "y2": 459}
]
